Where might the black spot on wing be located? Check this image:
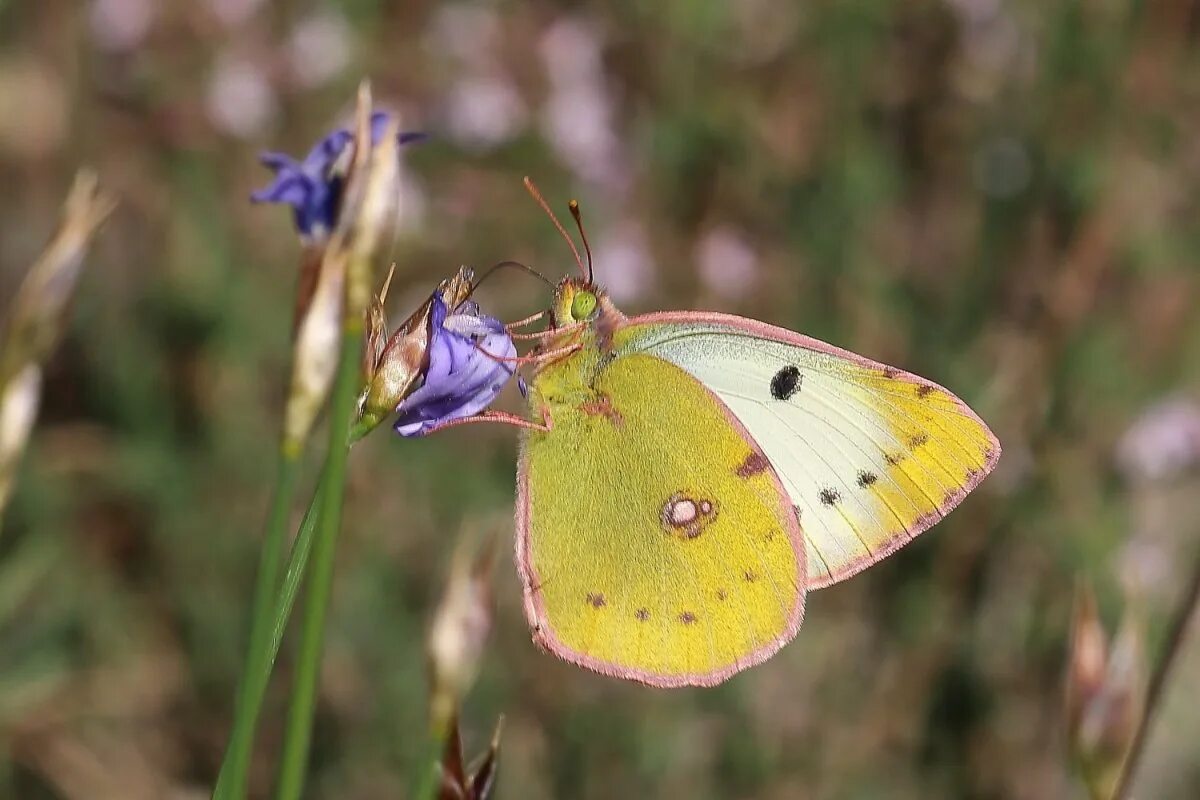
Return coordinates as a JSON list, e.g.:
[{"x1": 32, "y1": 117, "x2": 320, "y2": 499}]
[
  {"x1": 770, "y1": 365, "x2": 802, "y2": 400},
  {"x1": 819, "y1": 488, "x2": 840, "y2": 506},
  {"x1": 857, "y1": 471, "x2": 878, "y2": 487}
]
